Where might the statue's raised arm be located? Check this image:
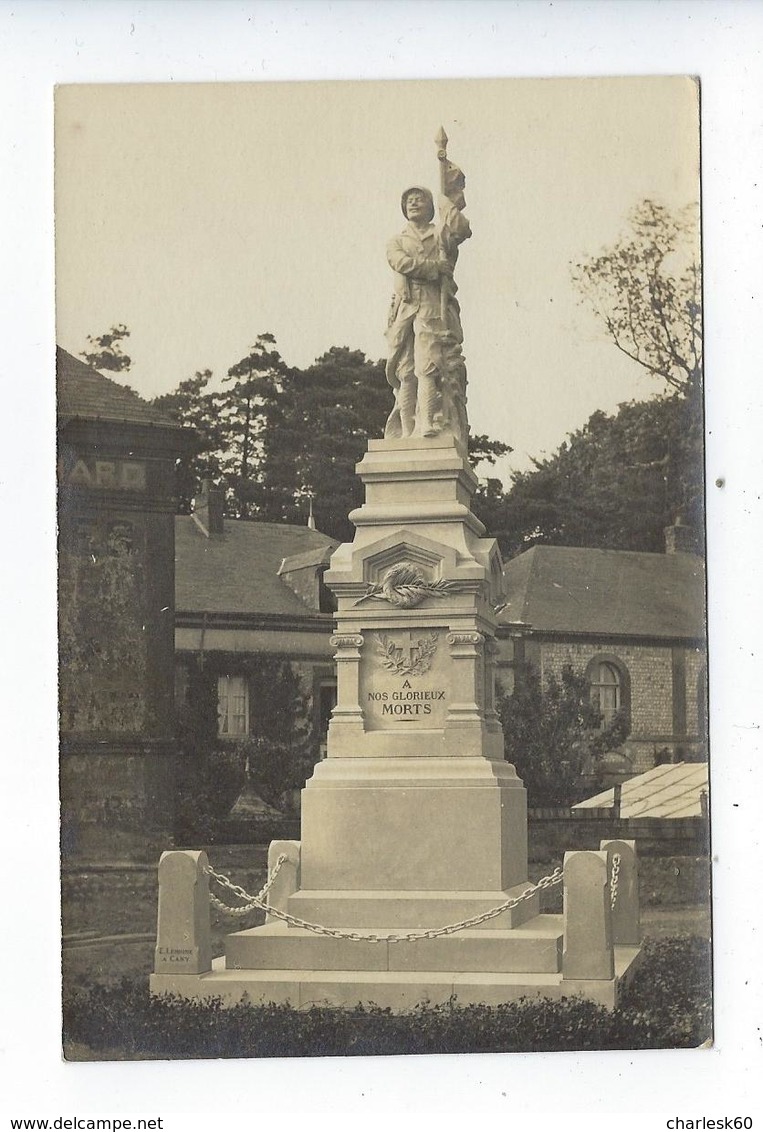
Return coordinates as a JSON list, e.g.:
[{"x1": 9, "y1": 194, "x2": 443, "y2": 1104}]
[{"x1": 384, "y1": 128, "x2": 472, "y2": 446}]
